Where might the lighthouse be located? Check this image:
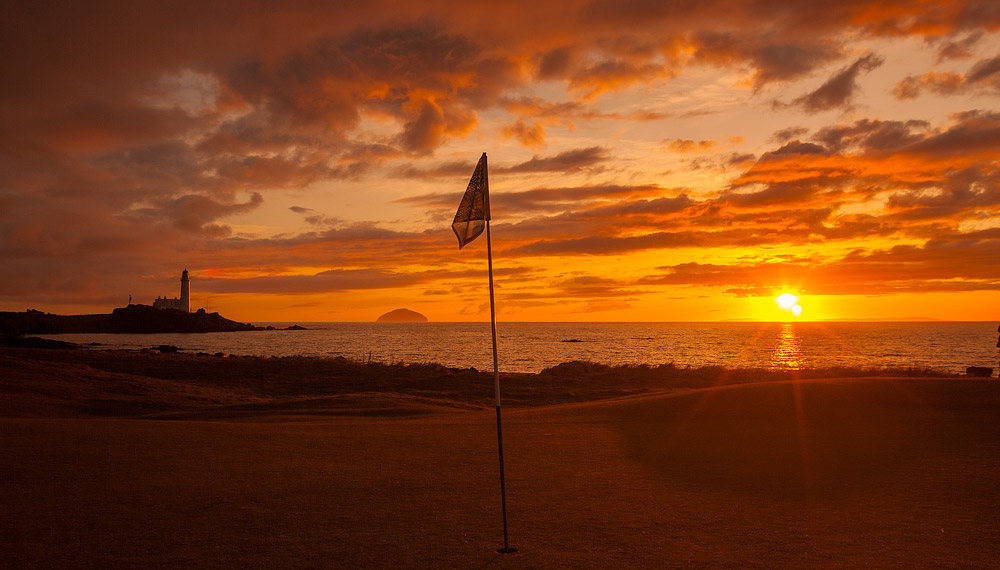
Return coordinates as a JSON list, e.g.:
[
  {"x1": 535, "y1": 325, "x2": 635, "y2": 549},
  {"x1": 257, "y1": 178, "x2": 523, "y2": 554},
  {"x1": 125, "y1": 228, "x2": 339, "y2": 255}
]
[
  {"x1": 153, "y1": 269, "x2": 193, "y2": 311},
  {"x1": 180, "y1": 269, "x2": 190, "y2": 313}
]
